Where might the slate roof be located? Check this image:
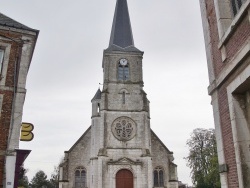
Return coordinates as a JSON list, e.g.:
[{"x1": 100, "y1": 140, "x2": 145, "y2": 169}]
[
  {"x1": 67, "y1": 126, "x2": 91, "y2": 153},
  {"x1": 0, "y1": 12, "x2": 38, "y2": 32},
  {"x1": 108, "y1": 0, "x2": 141, "y2": 52},
  {"x1": 91, "y1": 88, "x2": 101, "y2": 101}
]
